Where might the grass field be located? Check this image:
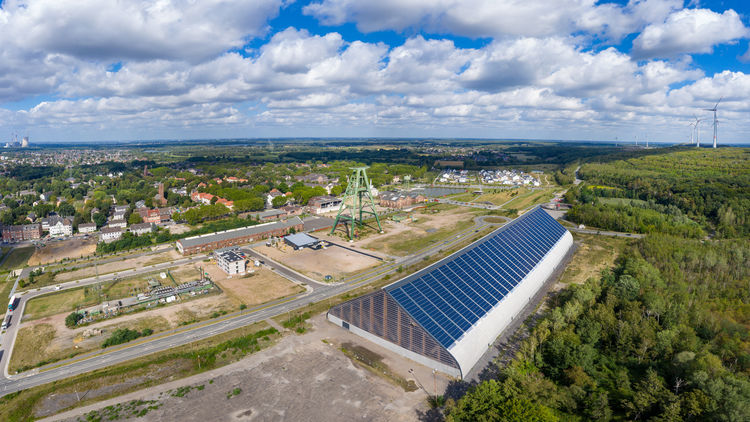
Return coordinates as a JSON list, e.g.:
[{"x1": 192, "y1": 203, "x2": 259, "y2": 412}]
[
  {"x1": 598, "y1": 197, "x2": 649, "y2": 207},
  {"x1": 474, "y1": 189, "x2": 519, "y2": 206},
  {"x1": 502, "y1": 188, "x2": 556, "y2": 211},
  {"x1": 448, "y1": 193, "x2": 477, "y2": 202},
  {"x1": 8, "y1": 323, "x2": 58, "y2": 373},
  {"x1": 0, "y1": 247, "x2": 34, "y2": 271},
  {"x1": 24, "y1": 287, "x2": 98, "y2": 320}
]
